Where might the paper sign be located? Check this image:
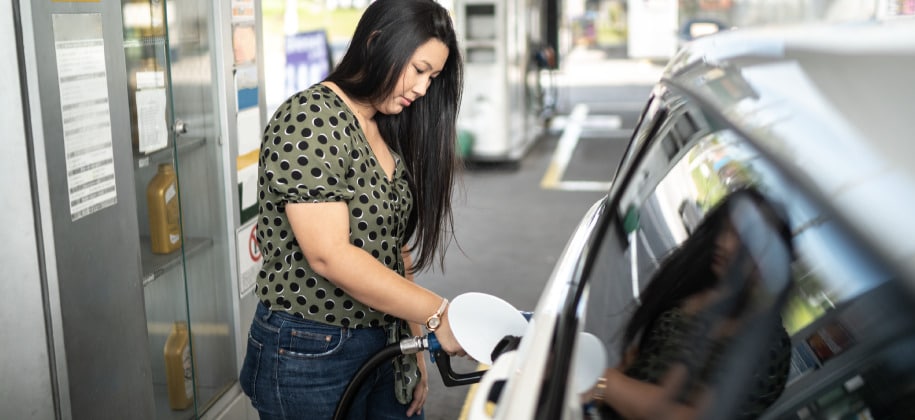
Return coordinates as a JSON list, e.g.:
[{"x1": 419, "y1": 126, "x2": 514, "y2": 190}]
[{"x1": 53, "y1": 13, "x2": 117, "y2": 221}]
